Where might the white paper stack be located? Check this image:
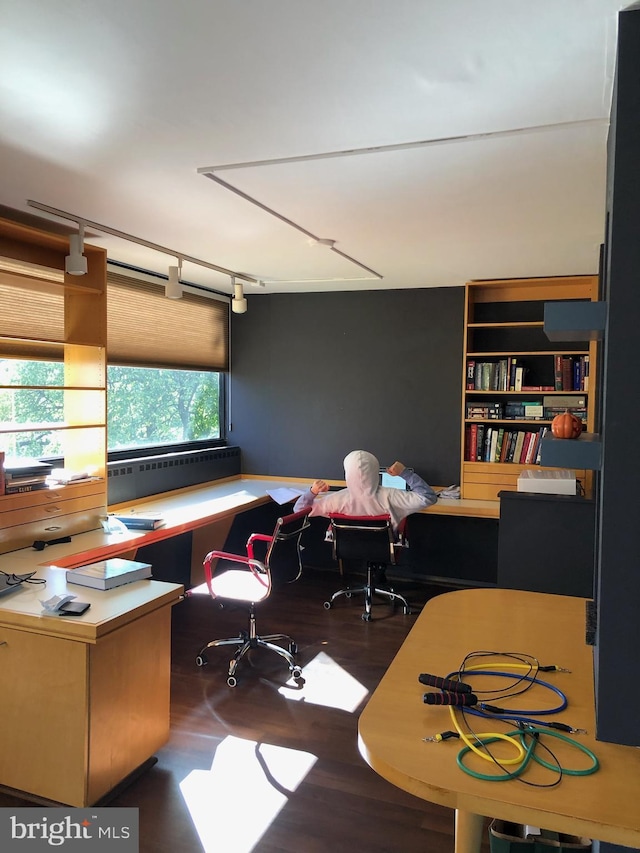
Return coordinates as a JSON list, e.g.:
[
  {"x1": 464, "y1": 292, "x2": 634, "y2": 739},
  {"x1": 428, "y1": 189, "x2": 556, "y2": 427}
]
[{"x1": 517, "y1": 469, "x2": 577, "y2": 495}]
